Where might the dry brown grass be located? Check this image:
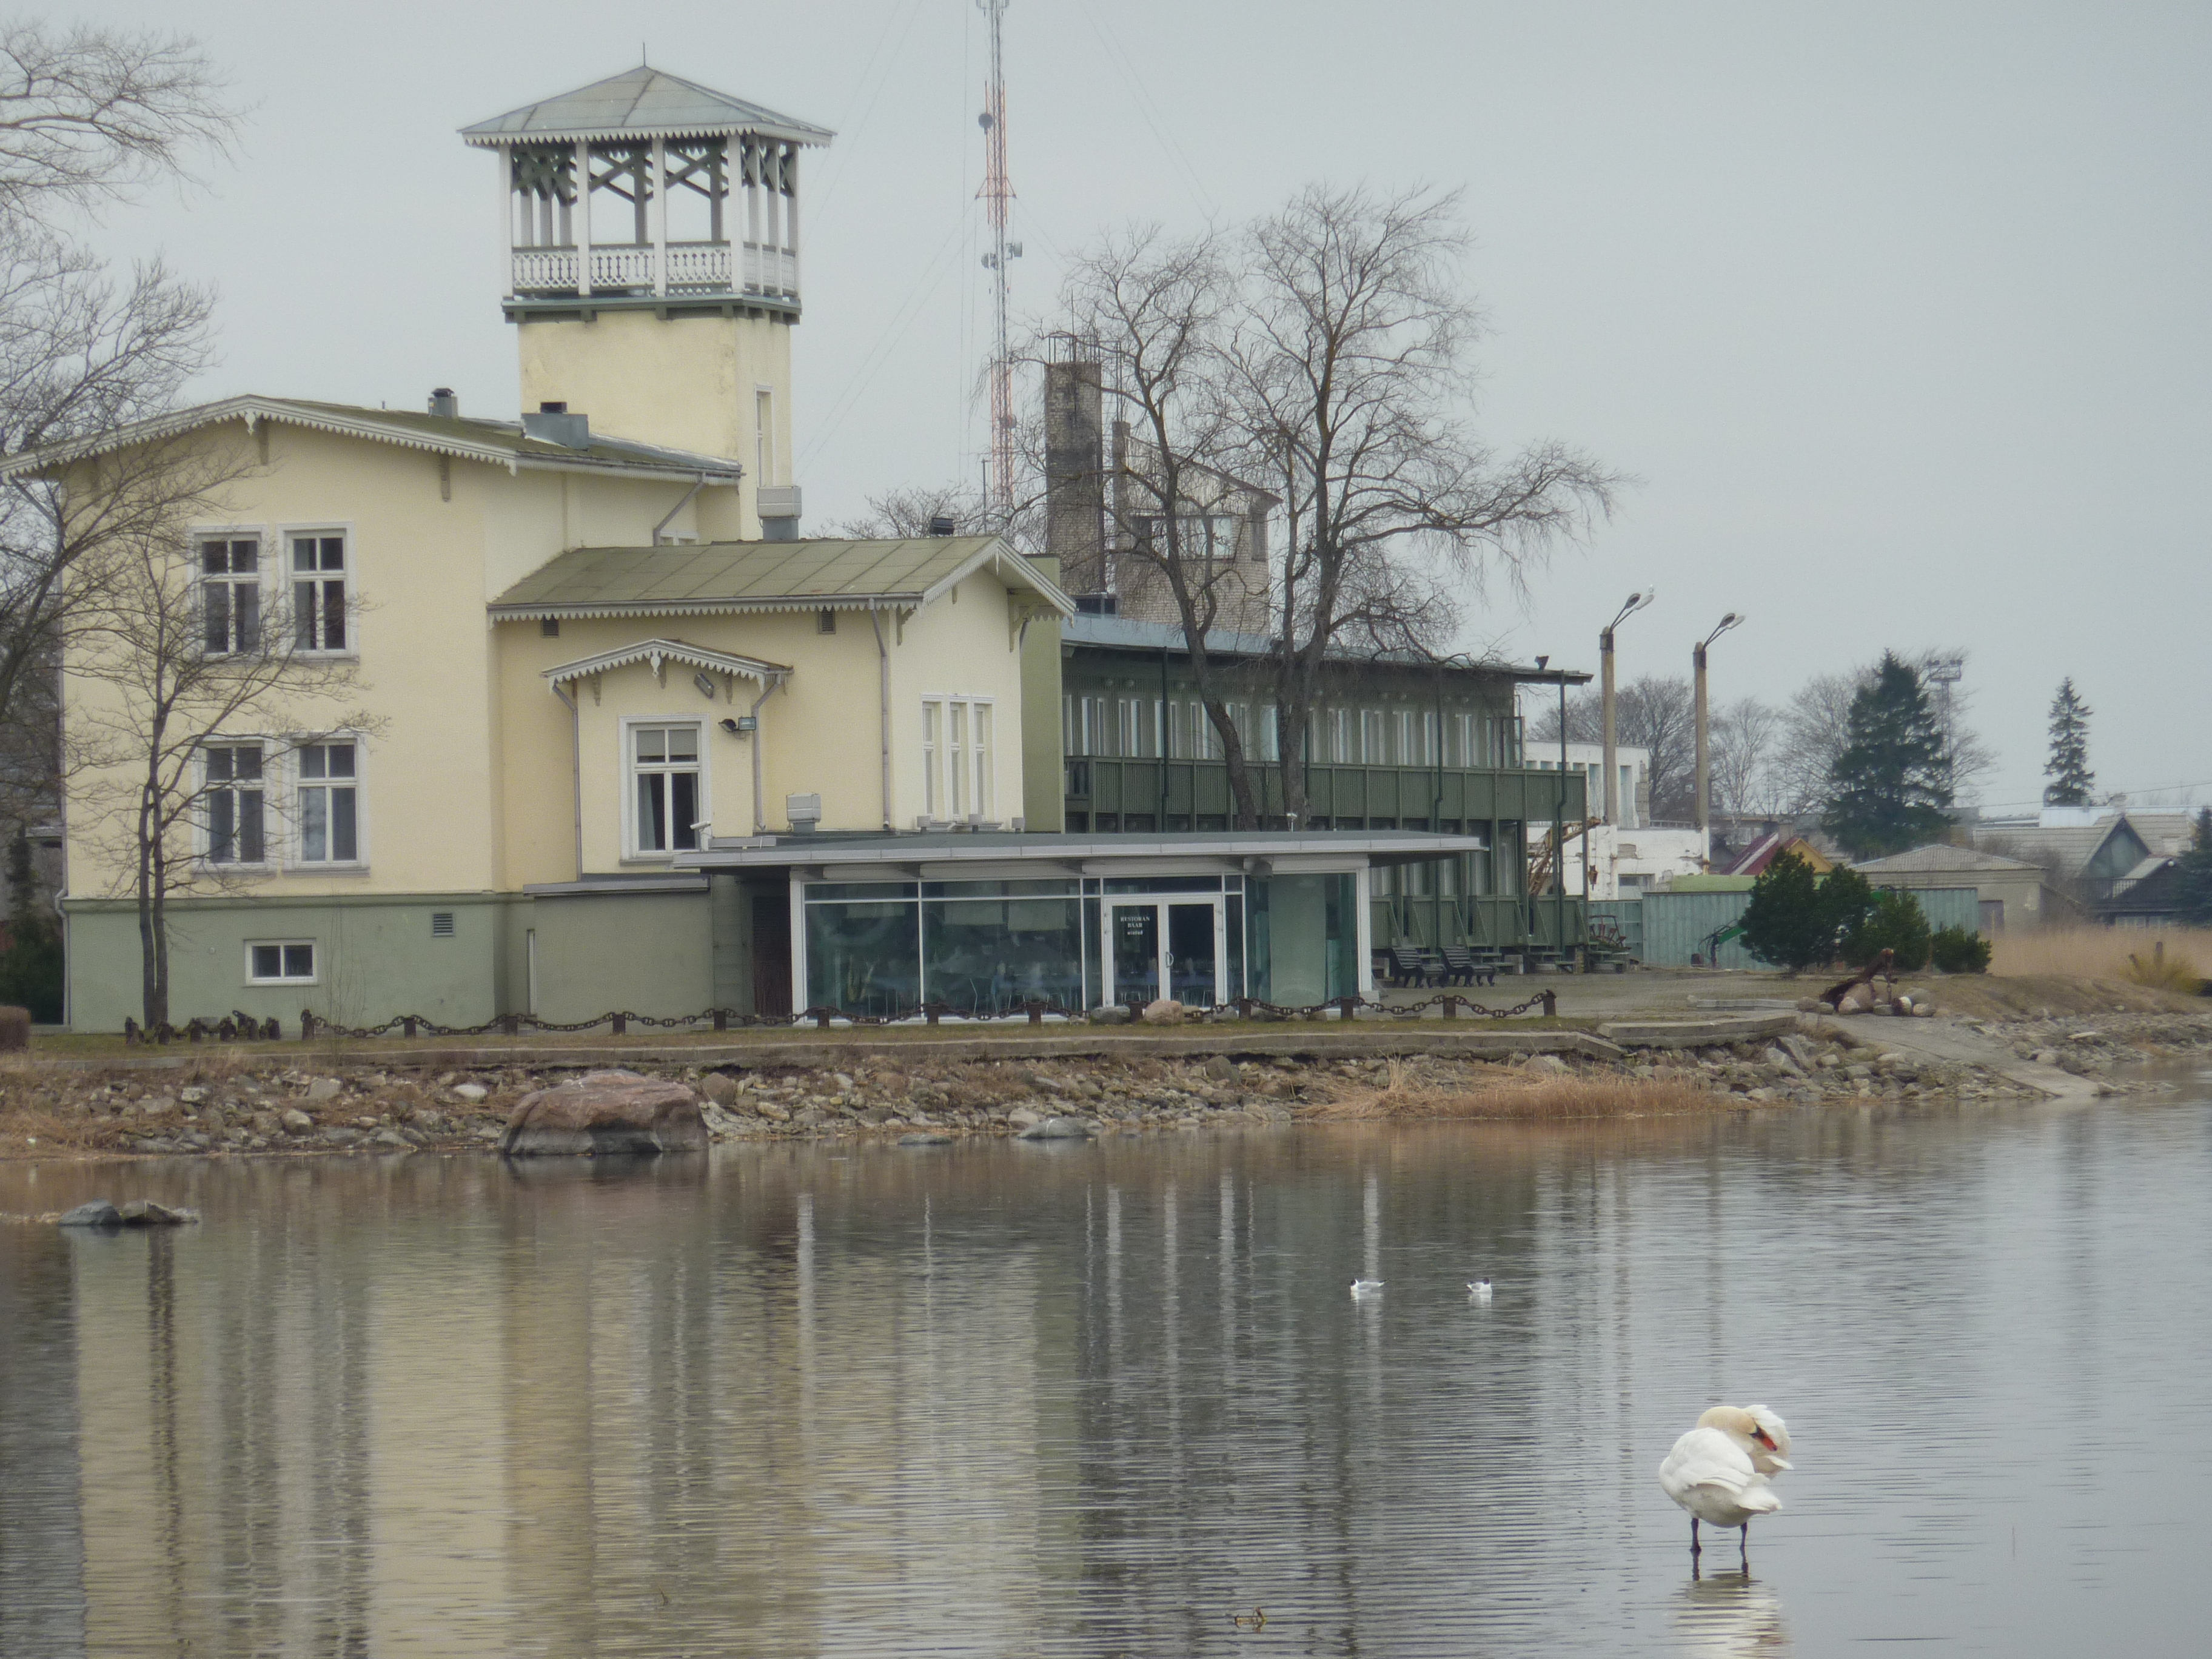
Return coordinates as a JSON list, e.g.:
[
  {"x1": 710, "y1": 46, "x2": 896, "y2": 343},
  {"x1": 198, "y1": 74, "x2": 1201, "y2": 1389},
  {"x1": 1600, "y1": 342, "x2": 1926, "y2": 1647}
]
[
  {"x1": 1991, "y1": 924, "x2": 2212, "y2": 987},
  {"x1": 1300, "y1": 1058, "x2": 1734, "y2": 1122},
  {"x1": 0, "y1": 1102, "x2": 114, "y2": 1158}
]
